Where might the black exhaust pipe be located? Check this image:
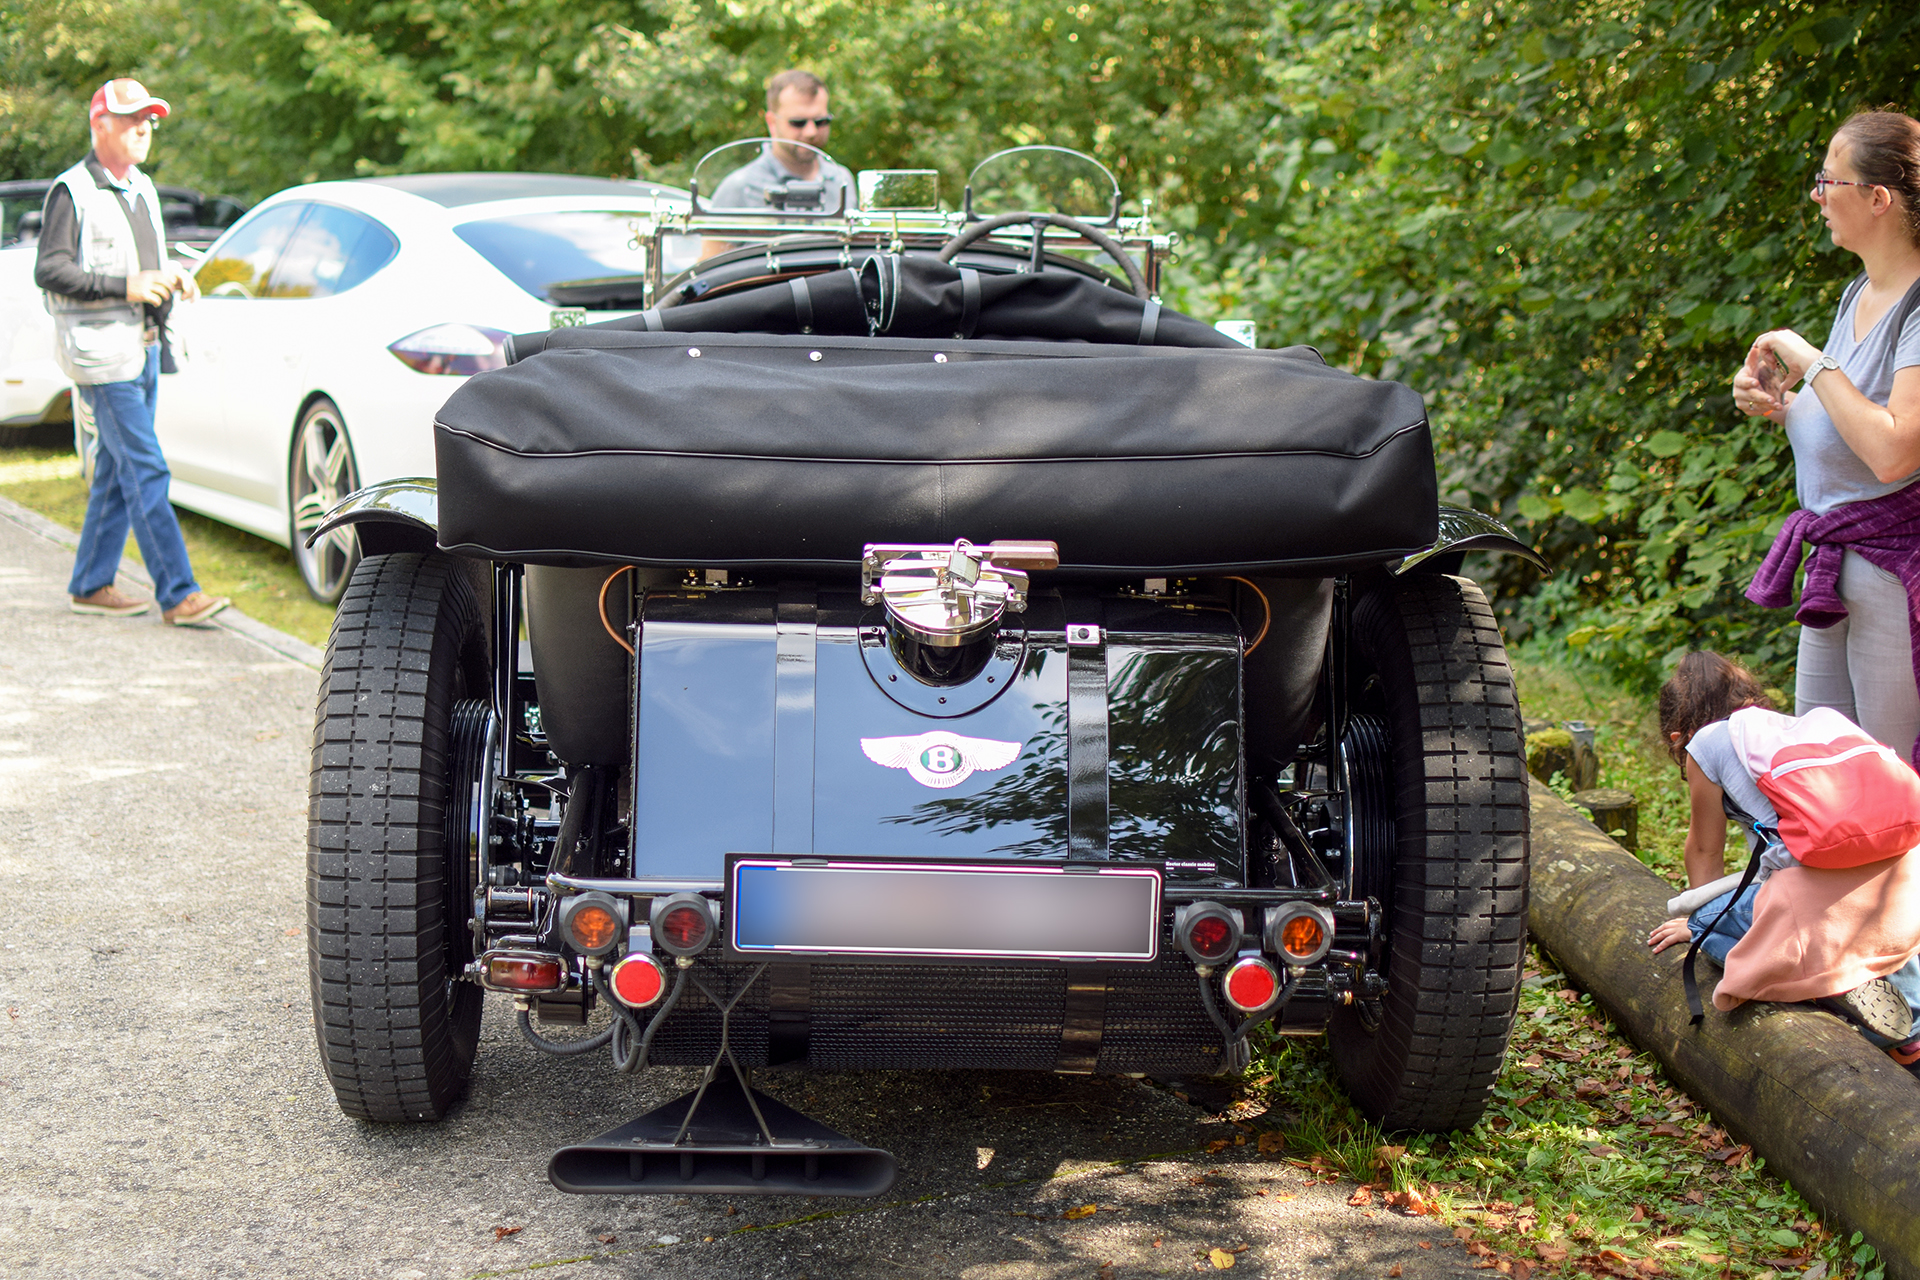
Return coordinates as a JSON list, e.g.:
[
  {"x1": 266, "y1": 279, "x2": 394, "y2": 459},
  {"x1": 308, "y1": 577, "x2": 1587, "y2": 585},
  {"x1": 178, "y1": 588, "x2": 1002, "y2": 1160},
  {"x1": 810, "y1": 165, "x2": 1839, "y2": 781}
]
[{"x1": 548, "y1": 1073, "x2": 897, "y2": 1197}]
